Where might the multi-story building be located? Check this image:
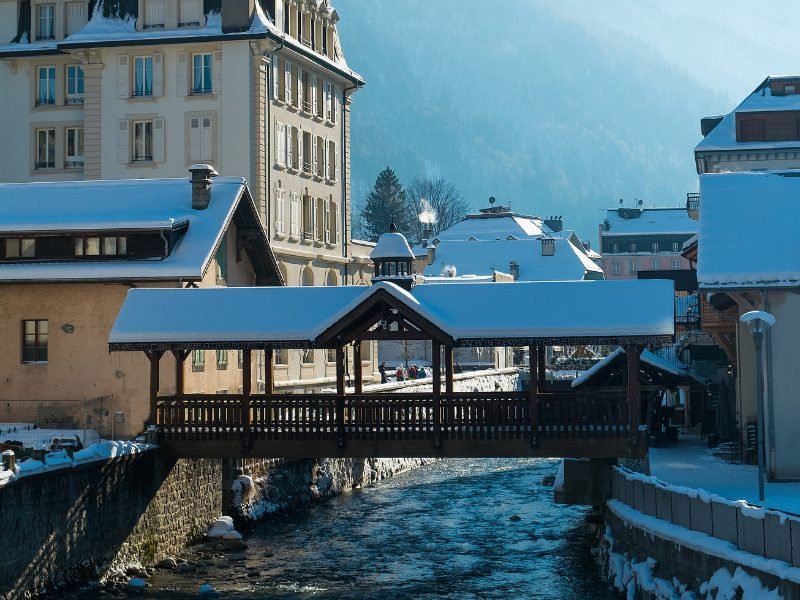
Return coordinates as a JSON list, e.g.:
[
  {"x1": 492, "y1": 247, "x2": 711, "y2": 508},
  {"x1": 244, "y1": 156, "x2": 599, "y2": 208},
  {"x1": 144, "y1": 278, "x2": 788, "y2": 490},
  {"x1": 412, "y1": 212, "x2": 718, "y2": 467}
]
[
  {"x1": 0, "y1": 0, "x2": 376, "y2": 386},
  {"x1": 695, "y1": 75, "x2": 800, "y2": 175}
]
